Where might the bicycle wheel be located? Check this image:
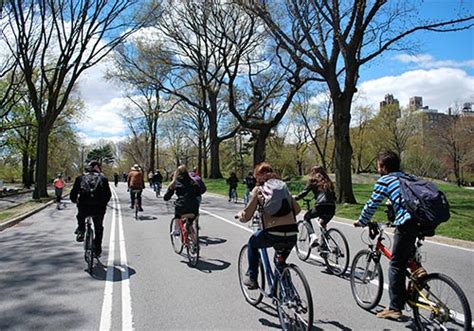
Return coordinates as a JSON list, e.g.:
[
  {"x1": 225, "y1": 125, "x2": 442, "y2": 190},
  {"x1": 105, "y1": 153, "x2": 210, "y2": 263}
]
[
  {"x1": 350, "y1": 249, "x2": 384, "y2": 310},
  {"x1": 295, "y1": 221, "x2": 312, "y2": 261},
  {"x1": 169, "y1": 218, "x2": 183, "y2": 254},
  {"x1": 276, "y1": 264, "x2": 314, "y2": 331},
  {"x1": 186, "y1": 219, "x2": 200, "y2": 267},
  {"x1": 134, "y1": 204, "x2": 139, "y2": 219},
  {"x1": 85, "y1": 227, "x2": 94, "y2": 274},
  {"x1": 323, "y1": 228, "x2": 350, "y2": 276},
  {"x1": 412, "y1": 273, "x2": 472, "y2": 330},
  {"x1": 237, "y1": 244, "x2": 264, "y2": 306}
]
